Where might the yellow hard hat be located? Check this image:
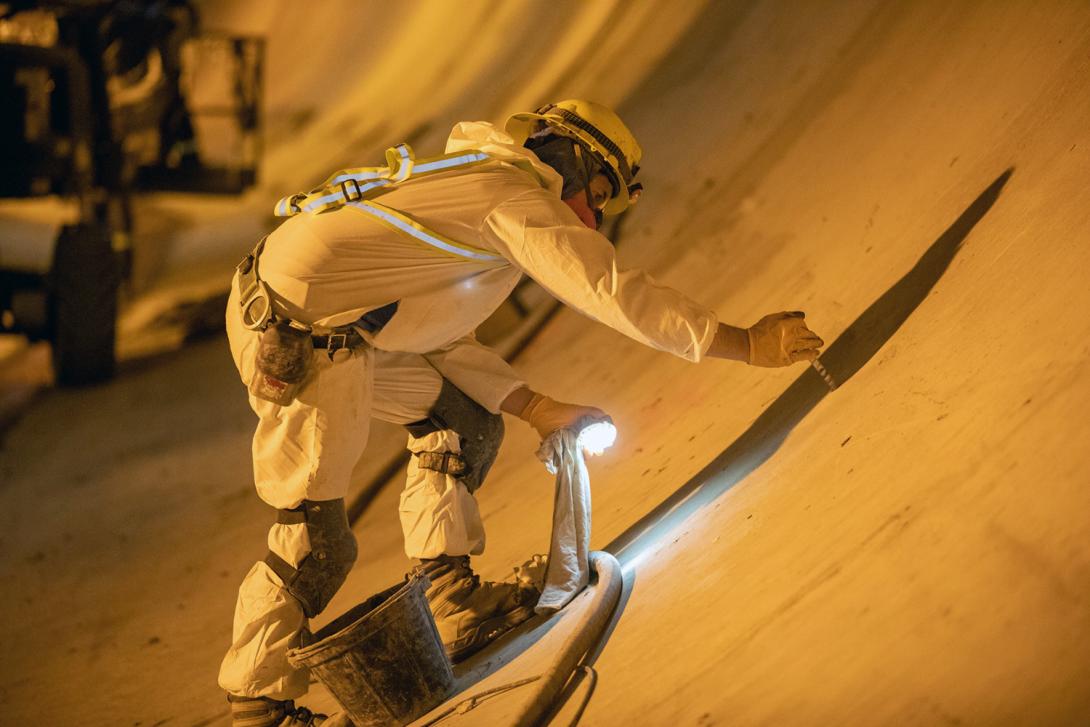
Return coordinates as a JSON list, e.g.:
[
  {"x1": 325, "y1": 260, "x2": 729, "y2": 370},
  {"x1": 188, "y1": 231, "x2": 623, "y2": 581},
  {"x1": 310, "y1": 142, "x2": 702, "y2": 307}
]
[{"x1": 506, "y1": 99, "x2": 643, "y2": 216}]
